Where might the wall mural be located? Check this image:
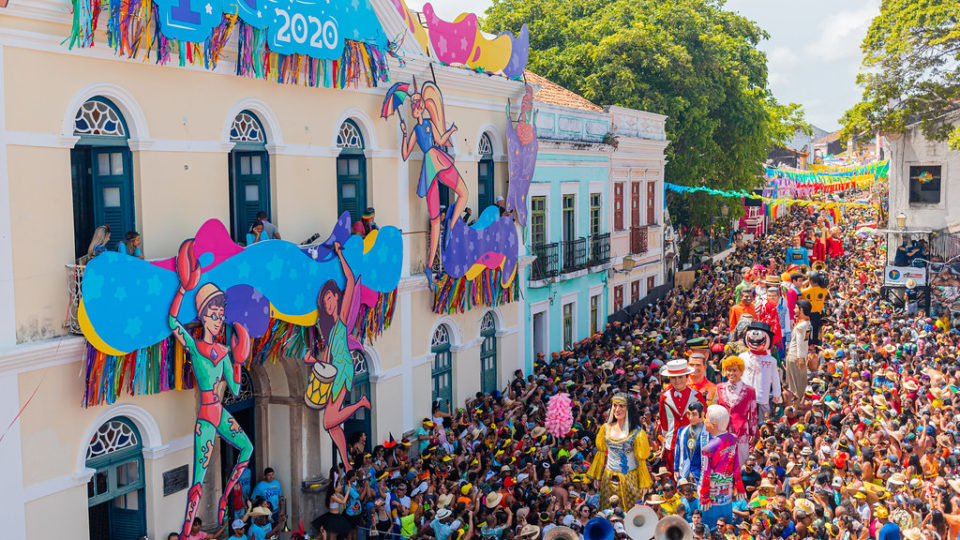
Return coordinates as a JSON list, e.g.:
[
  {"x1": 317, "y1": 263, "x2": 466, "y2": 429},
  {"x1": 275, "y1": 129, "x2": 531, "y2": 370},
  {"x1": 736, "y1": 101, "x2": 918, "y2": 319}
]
[
  {"x1": 78, "y1": 214, "x2": 402, "y2": 533},
  {"x1": 381, "y1": 79, "x2": 520, "y2": 313}
]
